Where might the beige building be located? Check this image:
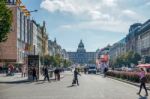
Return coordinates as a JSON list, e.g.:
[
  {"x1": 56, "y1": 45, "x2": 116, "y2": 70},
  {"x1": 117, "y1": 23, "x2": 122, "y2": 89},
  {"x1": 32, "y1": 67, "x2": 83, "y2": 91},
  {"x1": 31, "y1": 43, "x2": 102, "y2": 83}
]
[
  {"x1": 137, "y1": 20, "x2": 150, "y2": 56},
  {"x1": 41, "y1": 21, "x2": 49, "y2": 56},
  {"x1": 48, "y1": 39, "x2": 62, "y2": 57},
  {"x1": 0, "y1": 0, "x2": 31, "y2": 64},
  {"x1": 0, "y1": 0, "x2": 49, "y2": 66}
]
